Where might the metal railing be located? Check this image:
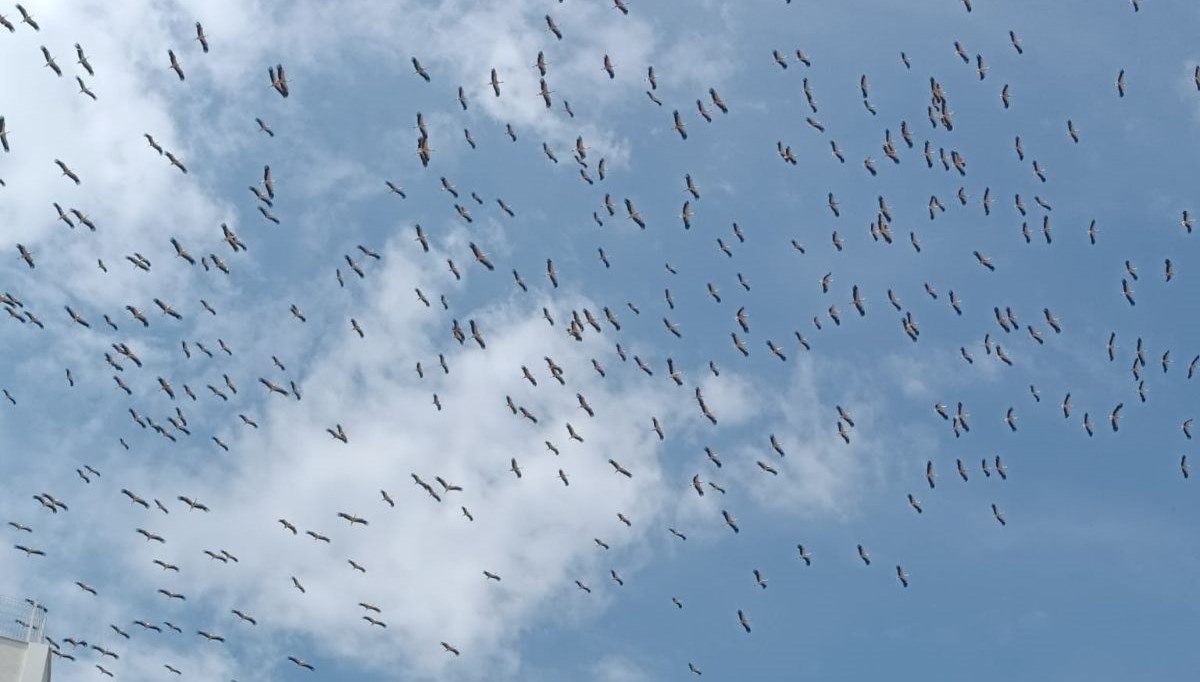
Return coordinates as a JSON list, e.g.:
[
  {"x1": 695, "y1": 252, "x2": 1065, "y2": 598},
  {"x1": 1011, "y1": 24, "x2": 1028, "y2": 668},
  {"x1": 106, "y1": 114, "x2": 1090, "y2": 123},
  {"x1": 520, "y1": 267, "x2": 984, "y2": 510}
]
[{"x1": 0, "y1": 594, "x2": 46, "y2": 644}]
